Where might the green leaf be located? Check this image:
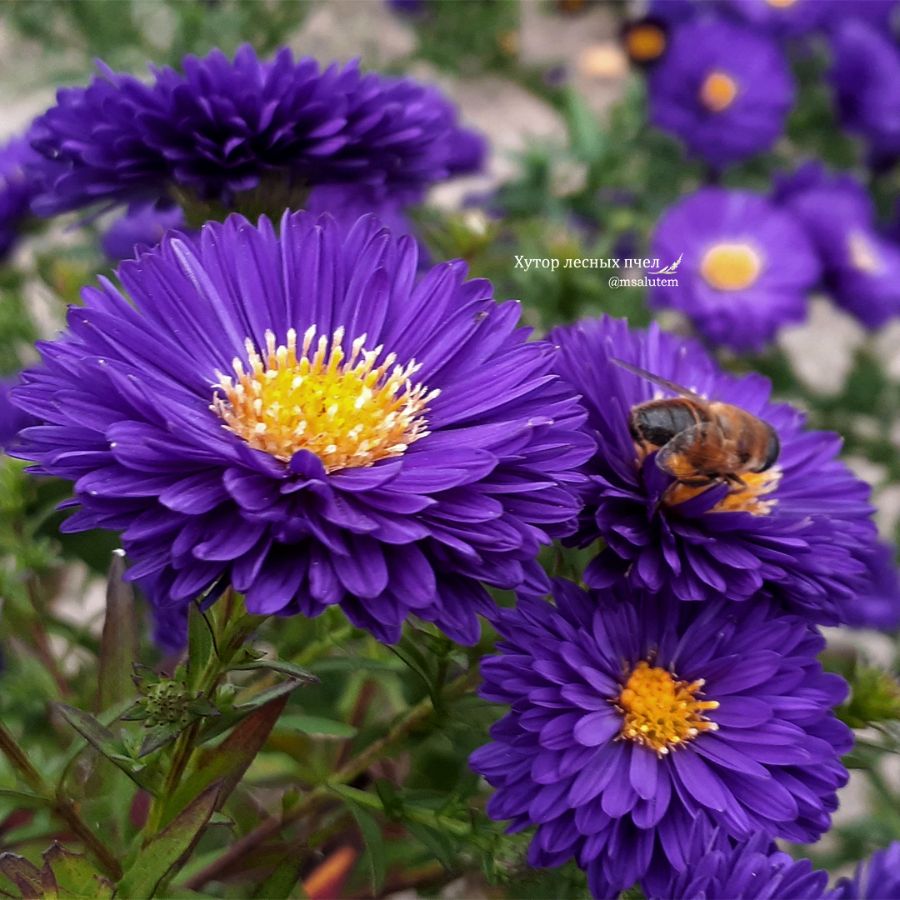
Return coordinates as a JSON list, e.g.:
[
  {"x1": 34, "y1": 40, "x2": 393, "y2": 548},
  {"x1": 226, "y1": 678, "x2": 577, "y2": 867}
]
[
  {"x1": 404, "y1": 820, "x2": 458, "y2": 871},
  {"x1": 186, "y1": 602, "x2": 216, "y2": 693},
  {"x1": 277, "y1": 714, "x2": 357, "y2": 739},
  {"x1": 343, "y1": 802, "x2": 386, "y2": 895},
  {"x1": 161, "y1": 694, "x2": 290, "y2": 828},
  {"x1": 55, "y1": 705, "x2": 155, "y2": 791},
  {"x1": 97, "y1": 552, "x2": 138, "y2": 713},
  {"x1": 563, "y1": 88, "x2": 606, "y2": 165},
  {"x1": 0, "y1": 789, "x2": 49, "y2": 810},
  {"x1": 116, "y1": 783, "x2": 220, "y2": 900},
  {"x1": 229, "y1": 657, "x2": 318, "y2": 685},
  {"x1": 41, "y1": 844, "x2": 115, "y2": 899},
  {"x1": 251, "y1": 856, "x2": 304, "y2": 899},
  {"x1": 0, "y1": 853, "x2": 42, "y2": 898}
]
